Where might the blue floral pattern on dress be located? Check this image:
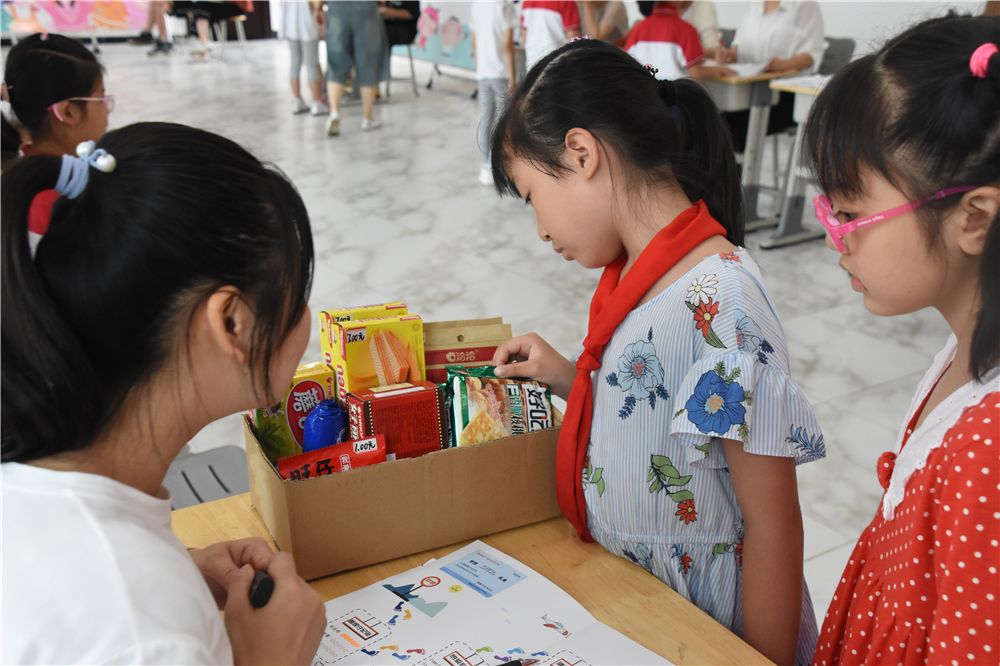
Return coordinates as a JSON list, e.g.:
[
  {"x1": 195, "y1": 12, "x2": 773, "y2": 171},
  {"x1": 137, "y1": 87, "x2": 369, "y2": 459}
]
[
  {"x1": 607, "y1": 328, "x2": 670, "y2": 419},
  {"x1": 733, "y1": 308, "x2": 775, "y2": 365},
  {"x1": 787, "y1": 425, "x2": 825, "y2": 458},
  {"x1": 678, "y1": 362, "x2": 752, "y2": 439}
]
